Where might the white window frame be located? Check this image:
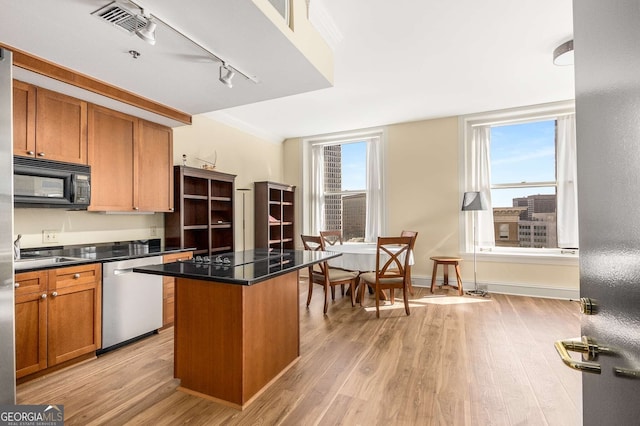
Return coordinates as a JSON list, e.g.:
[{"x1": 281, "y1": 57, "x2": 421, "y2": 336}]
[
  {"x1": 459, "y1": 101, "x2": 578, "y2": 266},
  {"x1": 301, "y1": 128, "x2": 387, "y2": 241}
]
